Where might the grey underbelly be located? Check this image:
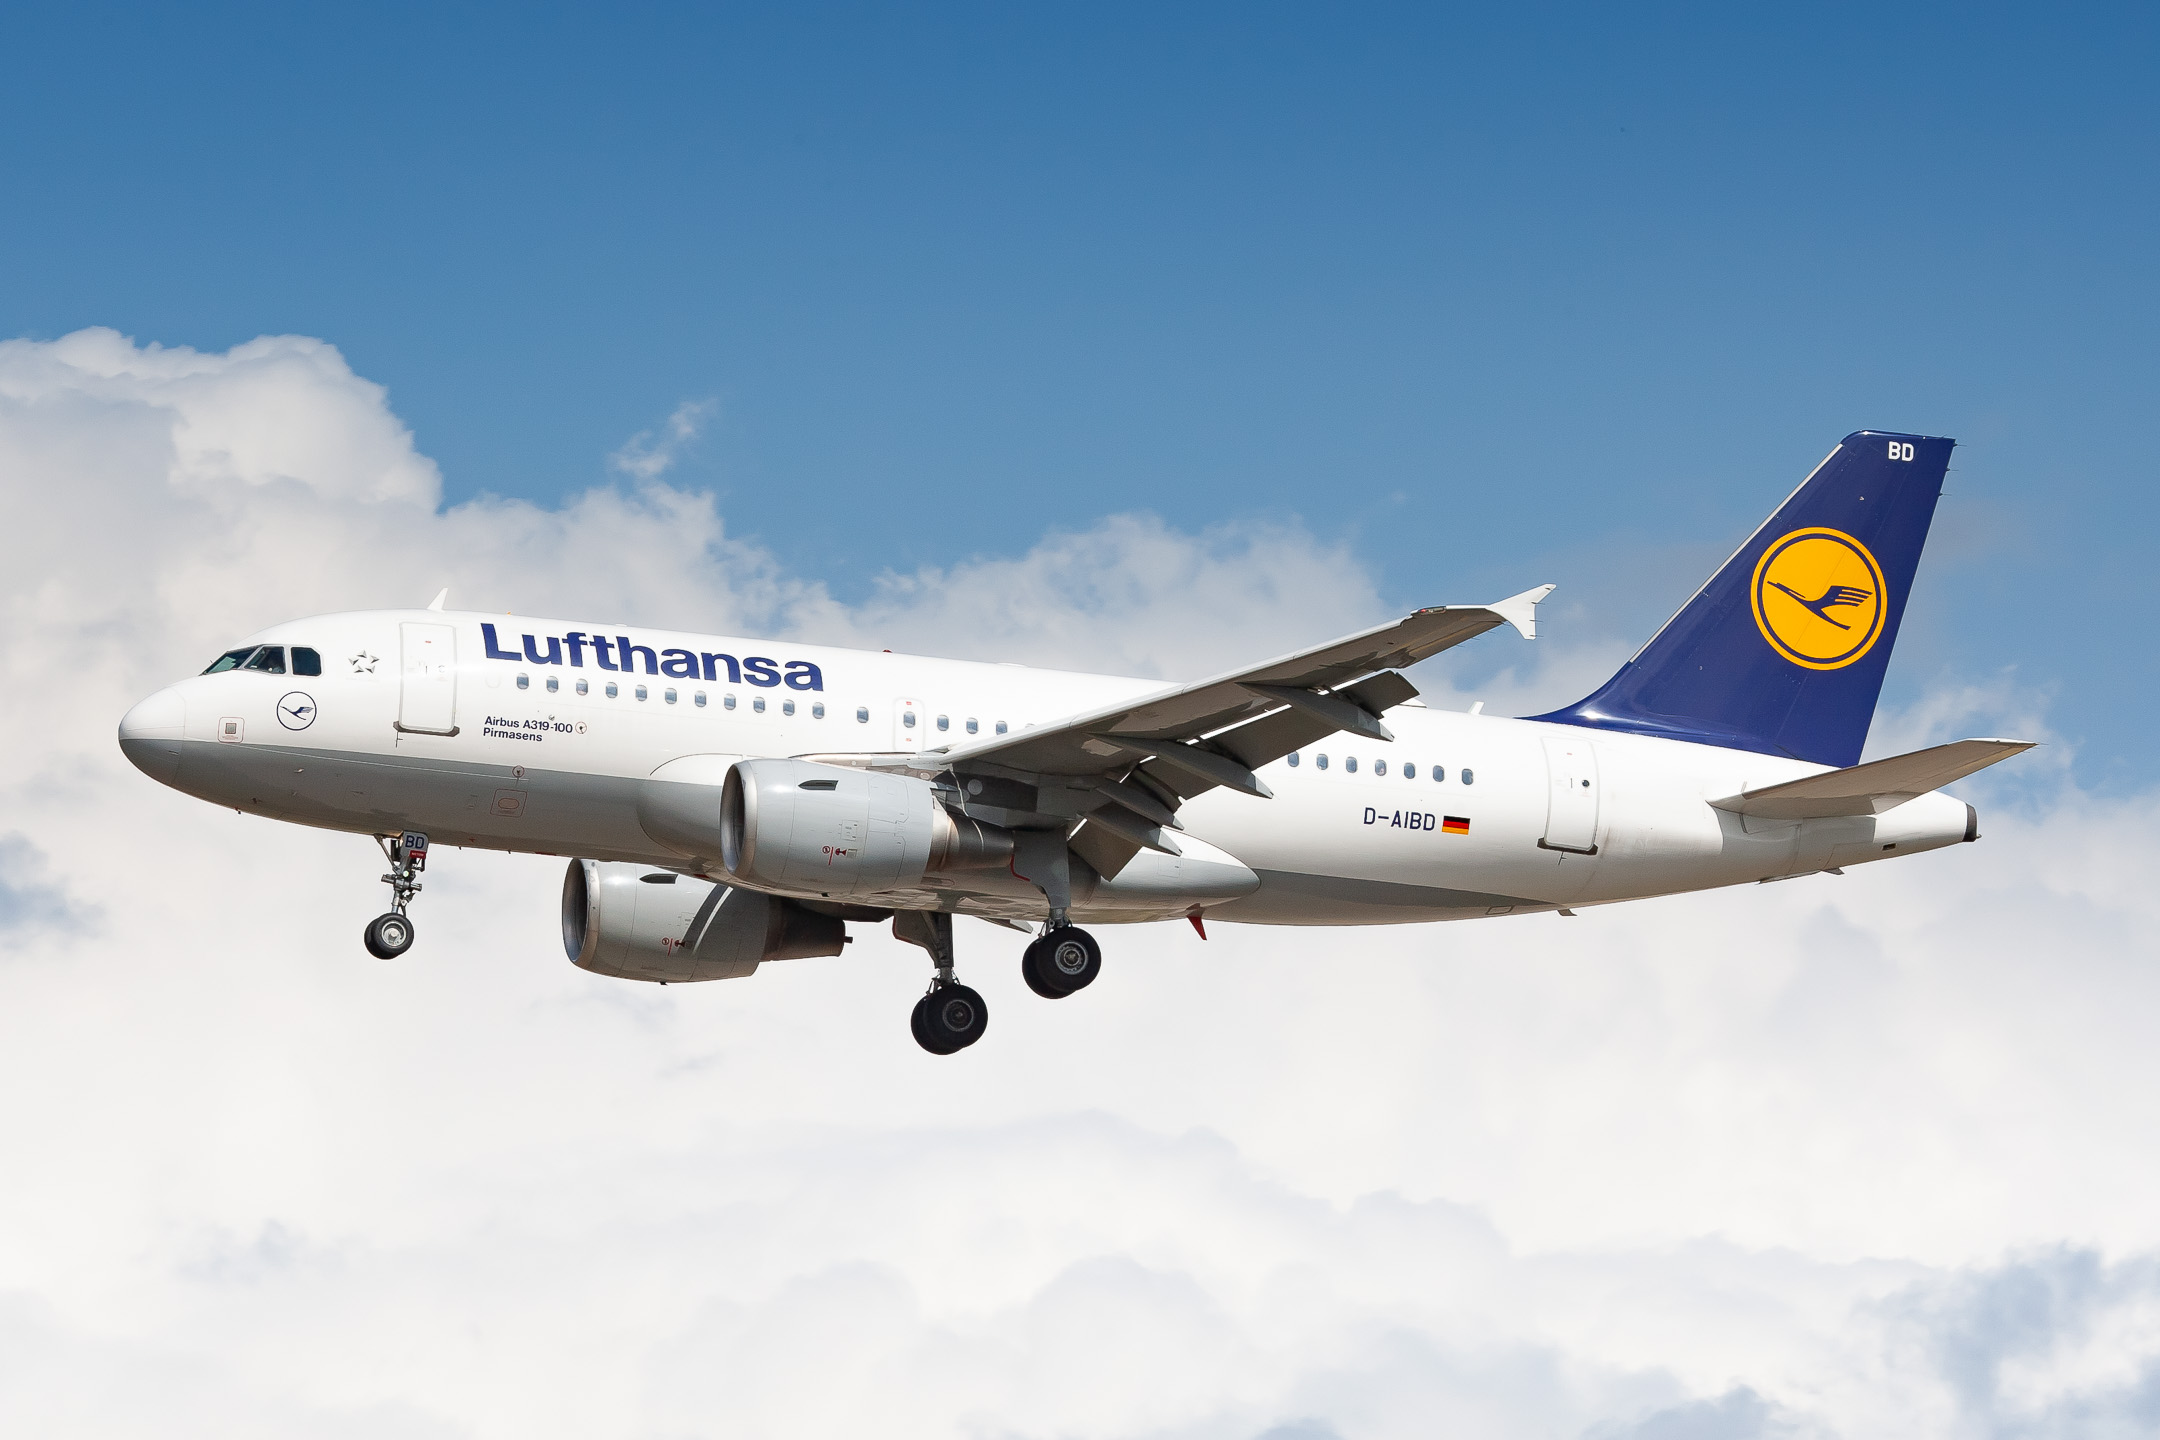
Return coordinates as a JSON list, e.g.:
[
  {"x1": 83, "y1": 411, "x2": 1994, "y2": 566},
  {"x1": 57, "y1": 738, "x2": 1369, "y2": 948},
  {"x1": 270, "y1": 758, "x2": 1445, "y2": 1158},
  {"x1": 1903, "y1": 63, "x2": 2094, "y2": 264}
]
[
  {"x1": 171, "y1": 741, "x2": 669, "y2": 863},
  {"x1": 175, "y1": 742, "x2": 1549, "y2": 923},
  {"x1": 1212, "y1": 868, "x2": 1548, "y2": 925}
]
